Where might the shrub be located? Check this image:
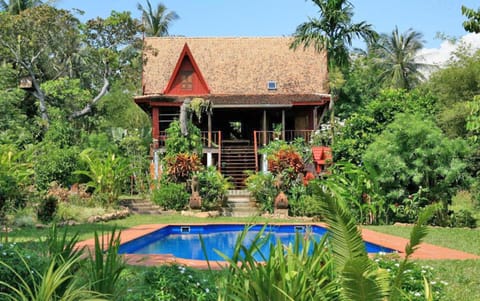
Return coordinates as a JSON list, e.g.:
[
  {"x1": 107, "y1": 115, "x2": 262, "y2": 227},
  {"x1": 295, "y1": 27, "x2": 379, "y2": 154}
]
[
  {"x1": 245, "y1": 172, "x2": 277, "y2": 213},
  {"x1": 164, "y1": 120, "x2": 203, "y2": 155},
  {"x1": 142, "y1": 264, "x2": 218, "y2": 301},
  {"x1": 267, "y1": 146, "x2": 305, "y2": 186},
  {"x1": 37, "y1": 195, "x2": 58, "y2": 223},
  {"x1": 363, "y1": 113, "x2": 472, "y2": 222},
  {"x1": 197, "y1": 167, "x2": 232, "y2": 211},
  {"x1": 34, "y1": 146, "x2": 79, "y2": 191},
  {"x1": 151, "y1": 182, "x2": 189, "y2": 211},
  {"x1": 449, "y1": 209, "x2": 477, "y2": 228},
  {"x1": 75, "y1": 148, "x2": 129, "y2": 205},
  {"x1": 84, "y1": 228, "x2": 126, "y2": 299},
  {"x1": 0, "y1": 243, "x2": 47, "y2": 297},
  {"x1": 164, "y1": 153, "x2": 202, "y2": 183},
  {"x1": 374, "y1": 255, "x2": 446, "y2": 301}
]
